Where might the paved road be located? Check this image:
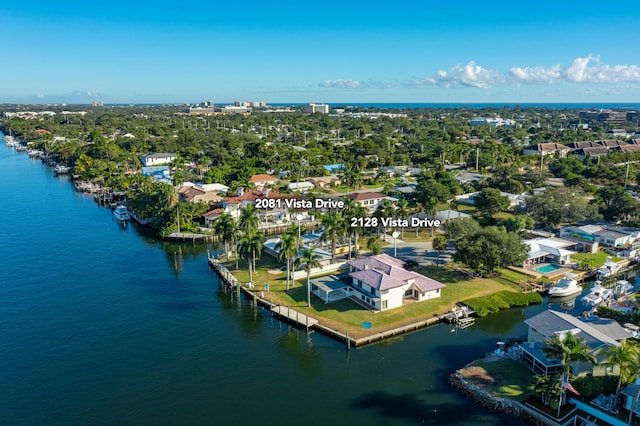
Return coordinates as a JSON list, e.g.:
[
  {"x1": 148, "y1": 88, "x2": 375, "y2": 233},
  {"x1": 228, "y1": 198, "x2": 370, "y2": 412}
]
[{"x1": 381, "y1": 236, "x2": 452, "y2": 267}]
